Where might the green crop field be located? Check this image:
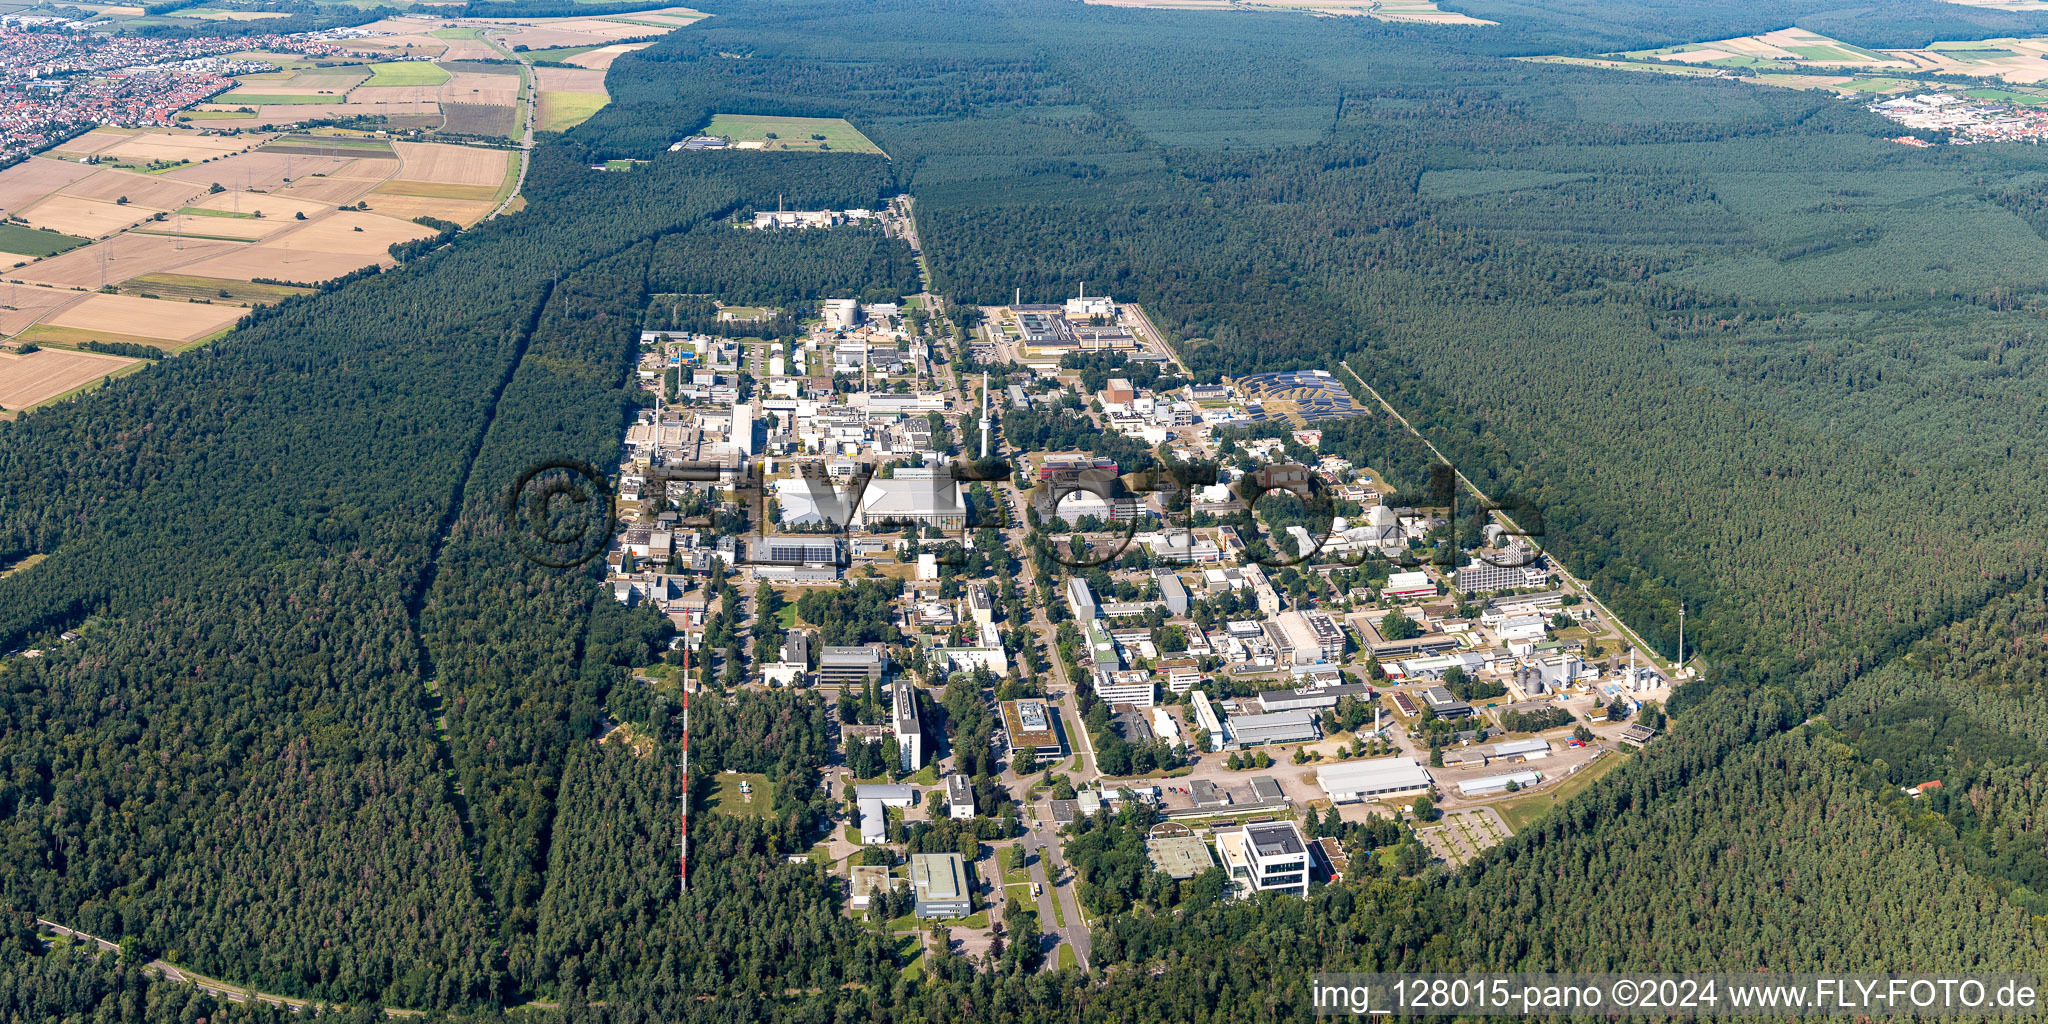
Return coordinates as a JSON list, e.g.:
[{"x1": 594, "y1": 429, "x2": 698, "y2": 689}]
[
  {"x1": 363, "y1": 61, "x2": 451, "y2": 87},
  {"x1": 0, "y1": 223, "x2": 88, "y2": 258},
  {"x1": 538, "y1": 92, "x2": 609, "y2": 133},
  {"x1": 699, "y1": 114, "x2": 884, "y2": 155}
]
